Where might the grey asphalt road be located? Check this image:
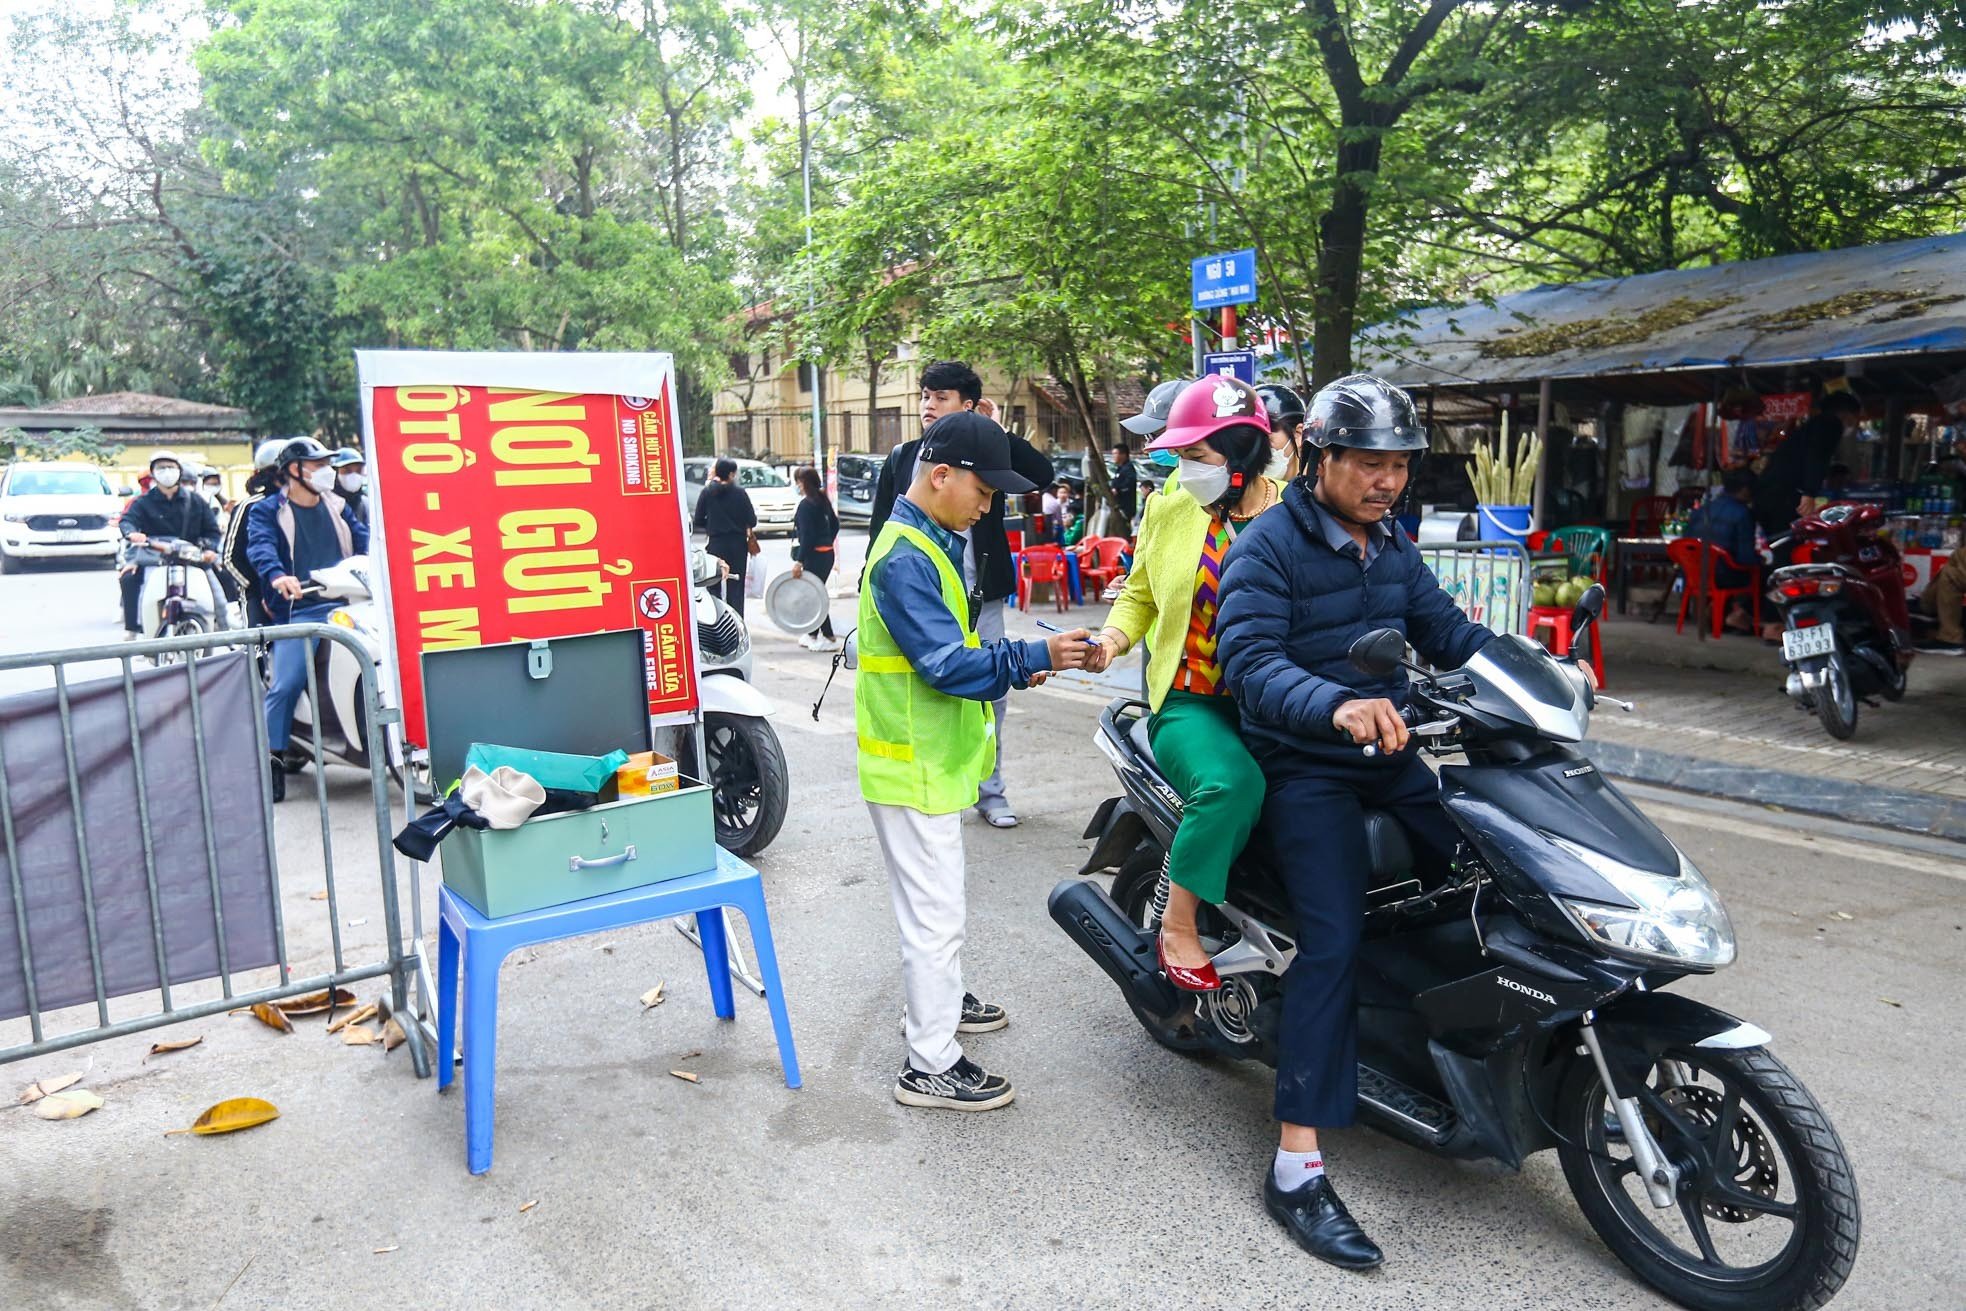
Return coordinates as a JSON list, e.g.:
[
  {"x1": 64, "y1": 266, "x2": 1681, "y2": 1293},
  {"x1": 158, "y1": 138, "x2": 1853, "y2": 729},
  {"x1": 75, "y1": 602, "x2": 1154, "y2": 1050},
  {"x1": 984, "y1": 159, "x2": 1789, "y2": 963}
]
[{"x1": 1, "y1": 556, "x2": 1962, "y2": 1311}]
